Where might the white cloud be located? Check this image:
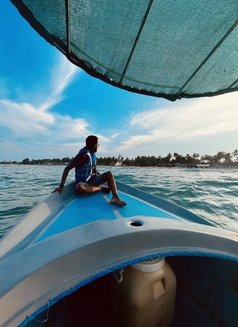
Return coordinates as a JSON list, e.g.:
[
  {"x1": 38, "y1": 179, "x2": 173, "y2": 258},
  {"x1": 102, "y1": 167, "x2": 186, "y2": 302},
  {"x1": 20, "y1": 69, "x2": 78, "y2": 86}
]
[
  {"x1": 113, "y1": 91, "x2": 238, "y2": 156},
  {"x1": 1, "y1": 47, "x2": 238, "y2": 160},
  {"x1": 111, "y1": 132, "x2": 120, "y2": 139},
  {"x1": 0, "y1": 99, "x2": 55, "y2": 135},
  {"x1": 38, "y1": 56, "x2": 79, "y2": 112},
  {"x1": 0, "y1": 98, "x2": 91, "y2": 142},
  {"x1": 0, "y1": 51, "x2": 116, "y2": 161},
  {"x1": 0, "y1": 55, "x2": 94, "y2": 160},
  {"x1": 0, "y1": 55, "x2": 88, "y2": 139}
]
